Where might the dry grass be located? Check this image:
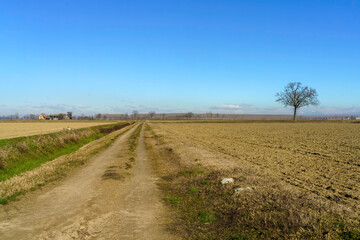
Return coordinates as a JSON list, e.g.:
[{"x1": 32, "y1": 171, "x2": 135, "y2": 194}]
[
  {"x1": 0, "y1": 148, "x2": 11, "y2": 170},
  {"x1": 0, "y1": 120, "x2": 119, "y2": 139},
  {"x1": 145, "y1": 122, "x2": 360, "y2": 239}
]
